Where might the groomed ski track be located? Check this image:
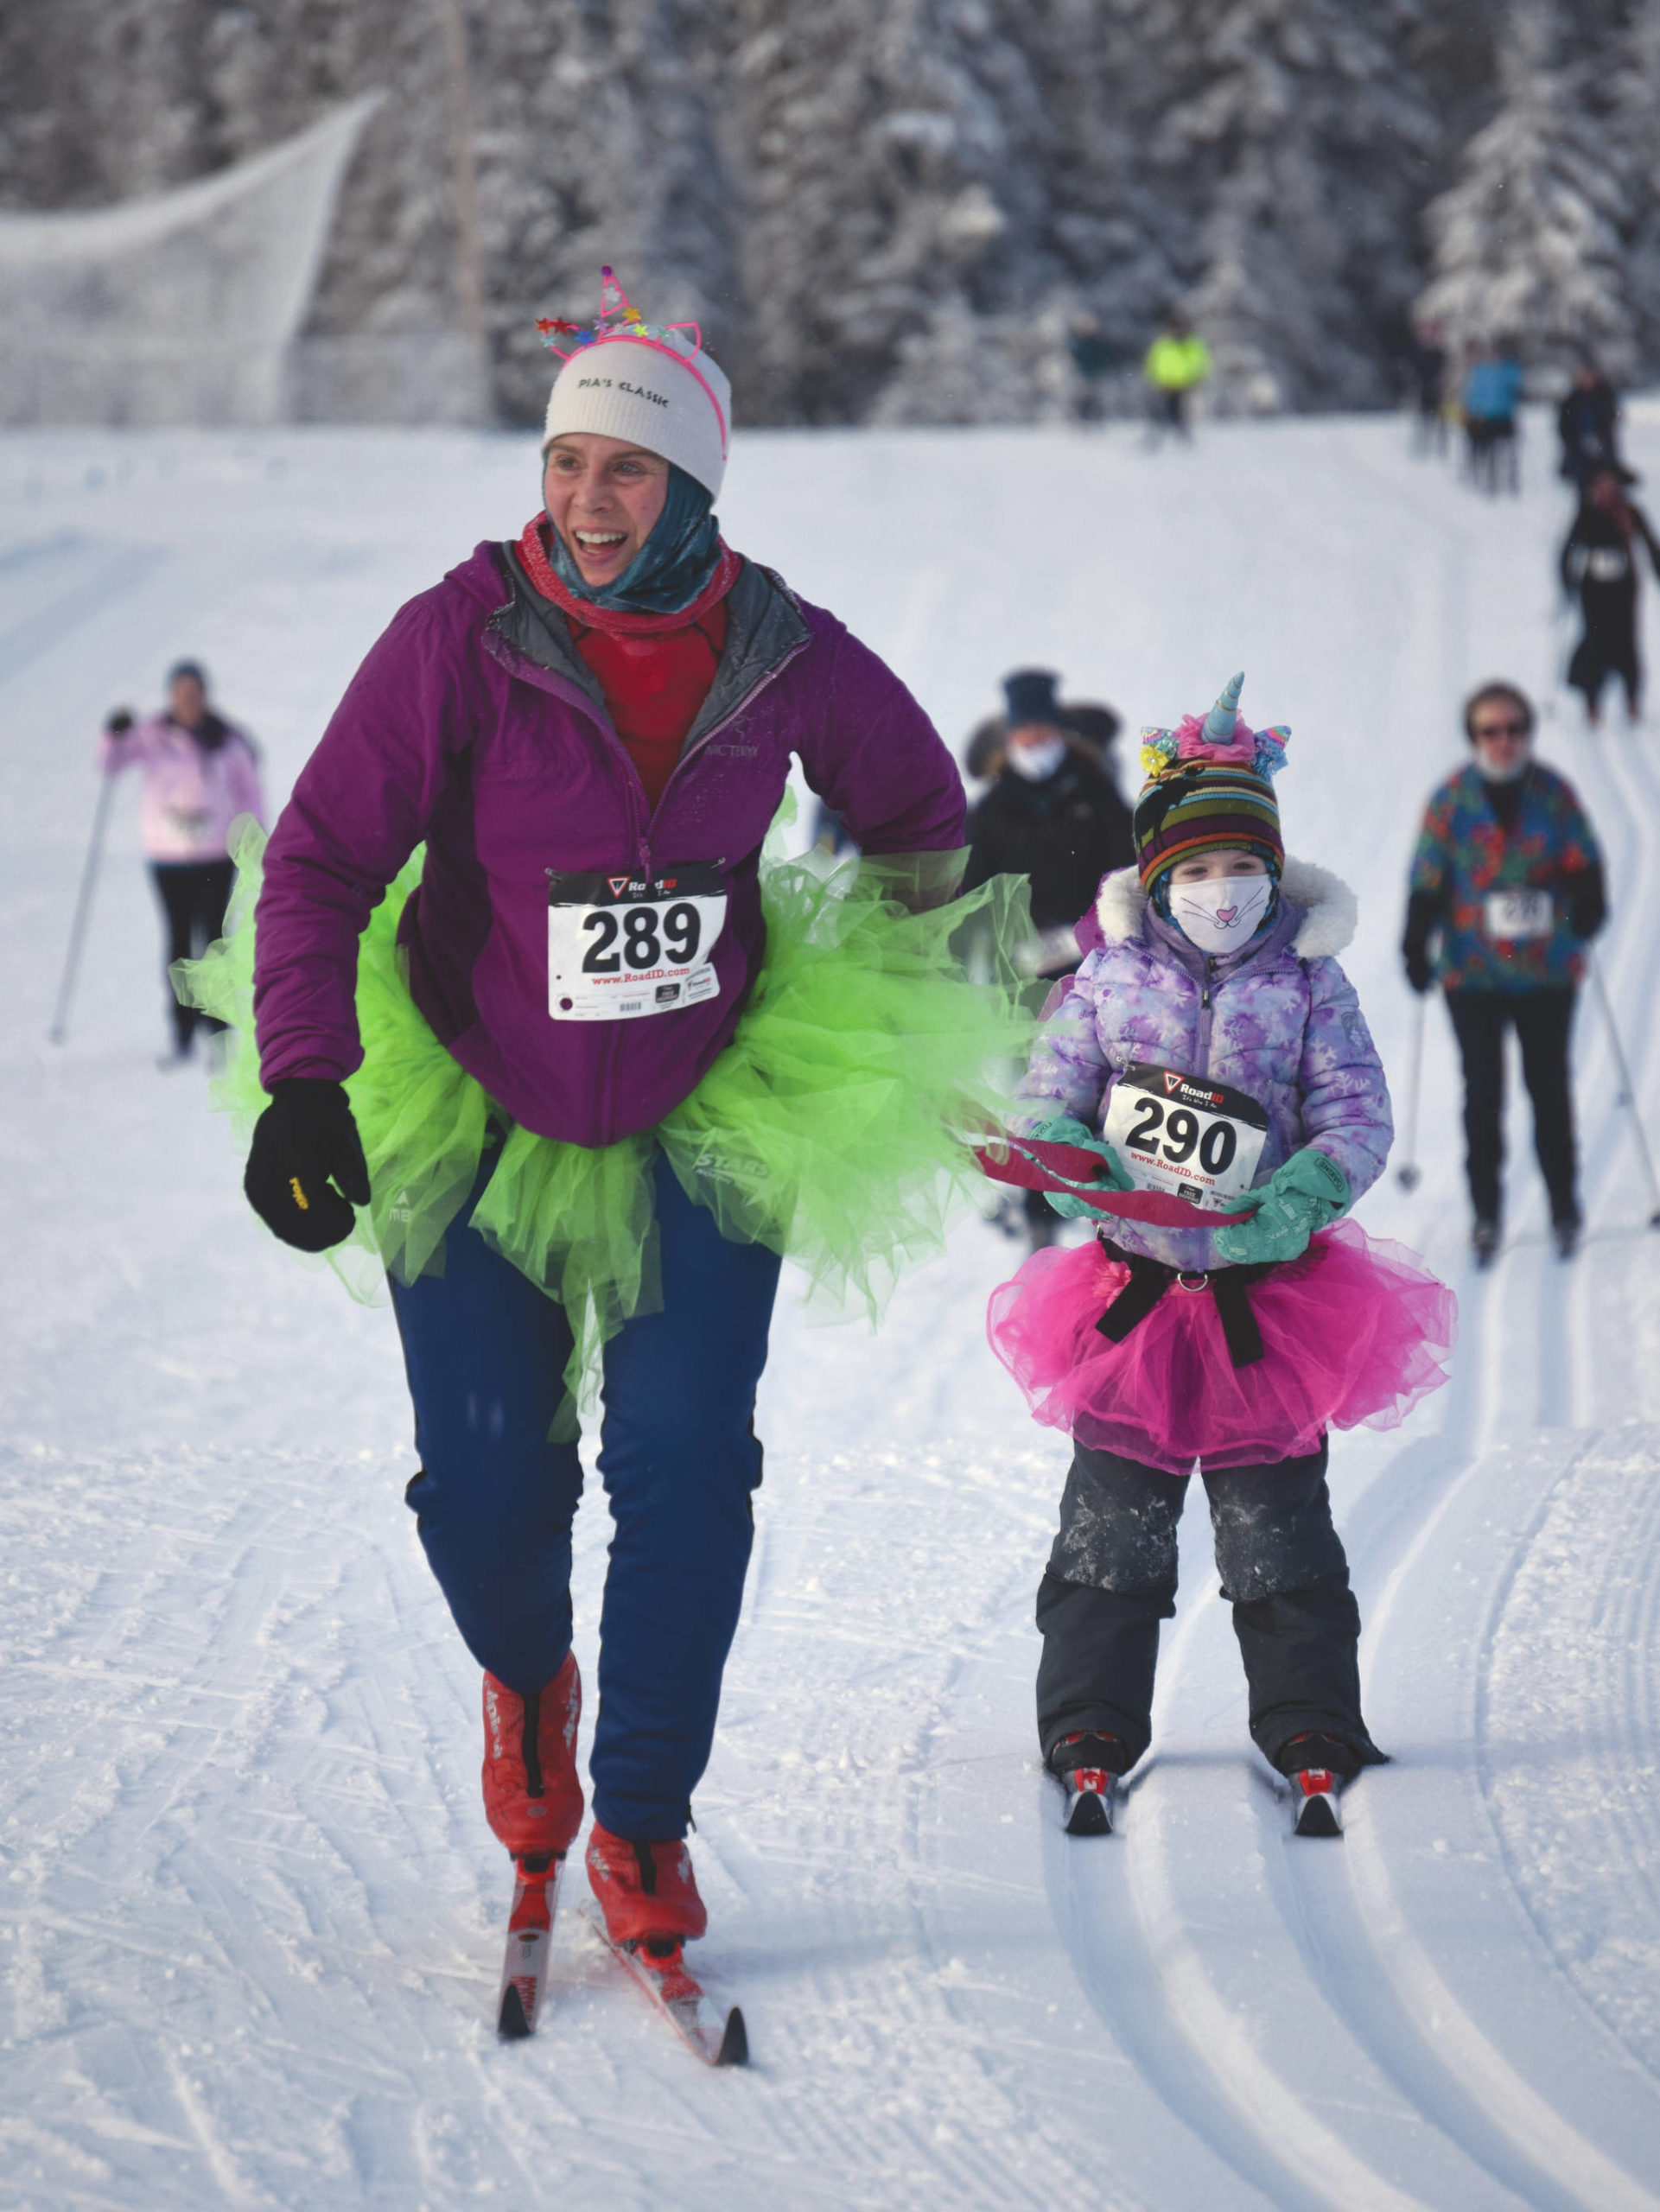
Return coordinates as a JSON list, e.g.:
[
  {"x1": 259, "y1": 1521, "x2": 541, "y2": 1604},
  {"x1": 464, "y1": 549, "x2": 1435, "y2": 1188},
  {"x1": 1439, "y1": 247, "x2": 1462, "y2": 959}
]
[{"x1": 3, "y1": 414, "x2": 1660, "y2": 2209}]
